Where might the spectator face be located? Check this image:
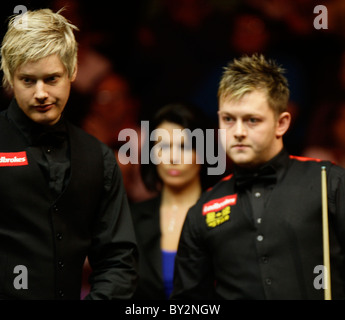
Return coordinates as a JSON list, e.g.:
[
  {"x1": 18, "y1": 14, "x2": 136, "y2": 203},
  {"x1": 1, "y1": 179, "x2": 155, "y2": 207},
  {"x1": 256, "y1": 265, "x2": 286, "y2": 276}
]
[{"x1": 154, "y1": 121, "x2": 201, "y2": 189}]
